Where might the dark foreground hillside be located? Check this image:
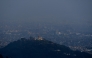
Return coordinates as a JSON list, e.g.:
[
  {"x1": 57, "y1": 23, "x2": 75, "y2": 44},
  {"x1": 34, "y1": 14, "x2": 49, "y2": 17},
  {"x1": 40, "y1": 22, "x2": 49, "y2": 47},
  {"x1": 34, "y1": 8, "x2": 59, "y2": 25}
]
[{"x1": 0, "y1": 37, "x2": 92, "y2": 58}]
